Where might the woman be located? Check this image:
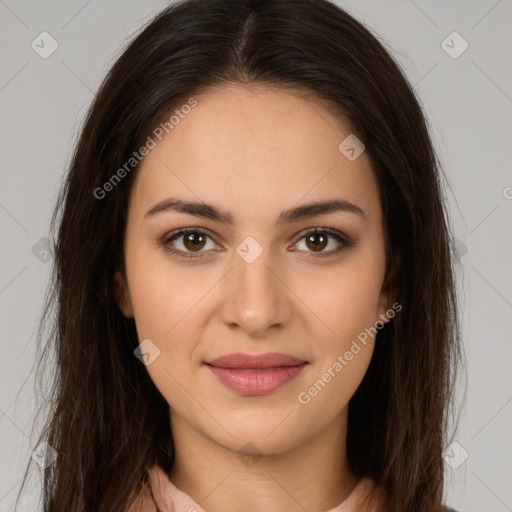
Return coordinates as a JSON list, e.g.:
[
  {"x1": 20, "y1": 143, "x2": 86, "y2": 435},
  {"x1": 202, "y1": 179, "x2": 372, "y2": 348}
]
[{"x1": 18, "y1": 0, "x2": 464, "y2": 511}]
